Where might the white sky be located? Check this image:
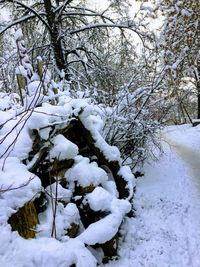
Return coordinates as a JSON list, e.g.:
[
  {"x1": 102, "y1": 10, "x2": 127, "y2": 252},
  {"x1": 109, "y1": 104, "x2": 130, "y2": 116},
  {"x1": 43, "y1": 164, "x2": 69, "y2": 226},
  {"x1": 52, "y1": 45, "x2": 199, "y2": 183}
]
[
  {"x1": 0, "y1": 1, "x2": 143, "y2": 23},
  {"x1": 89, "y1": 0, "x2": 109, "y2": 10},
  {"x1": 89, "y1": 0, "x2": 142, "y2": 14},
  {"x1": 0, "y1": 8, "x2": 10, "y2": 22}
]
